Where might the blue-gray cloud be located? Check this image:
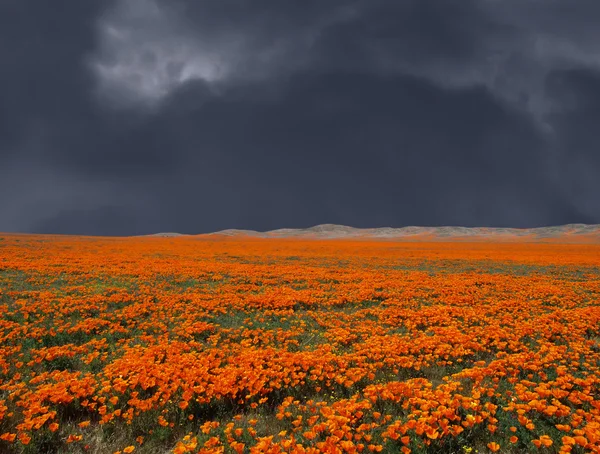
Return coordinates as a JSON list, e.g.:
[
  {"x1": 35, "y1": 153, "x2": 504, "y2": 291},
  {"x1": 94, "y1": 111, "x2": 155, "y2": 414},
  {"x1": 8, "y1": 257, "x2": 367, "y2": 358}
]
[{"x1": 0, "y1": 0, "x2": 599, "y2": 235}]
